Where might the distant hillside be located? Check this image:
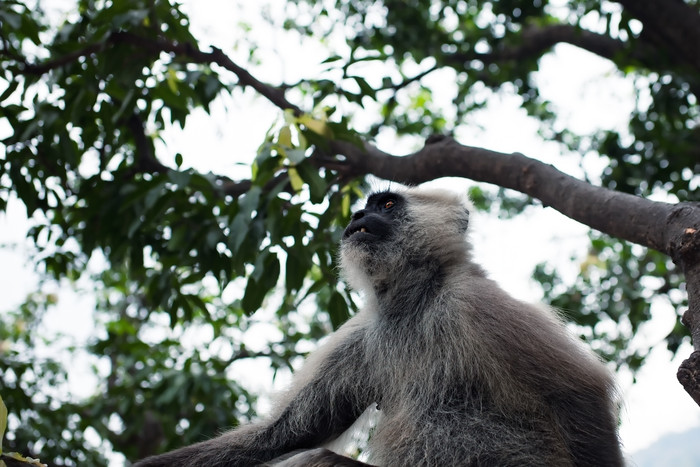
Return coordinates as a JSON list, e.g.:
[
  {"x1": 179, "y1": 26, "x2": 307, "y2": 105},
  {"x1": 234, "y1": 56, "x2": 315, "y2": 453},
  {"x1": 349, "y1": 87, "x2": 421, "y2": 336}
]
[{"x1": 630, "y1": 426, "x2": 700, "y2": 467}]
